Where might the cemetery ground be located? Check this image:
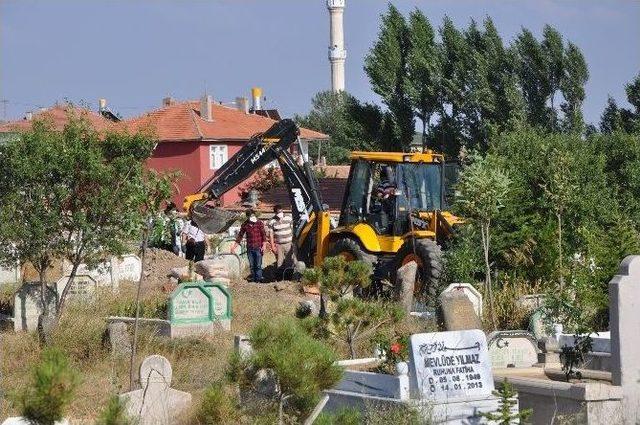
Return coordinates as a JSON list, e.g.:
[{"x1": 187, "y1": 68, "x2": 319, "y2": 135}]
[{"x1": 0, "y1": 249, "x2": 428, "y2": 422}]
